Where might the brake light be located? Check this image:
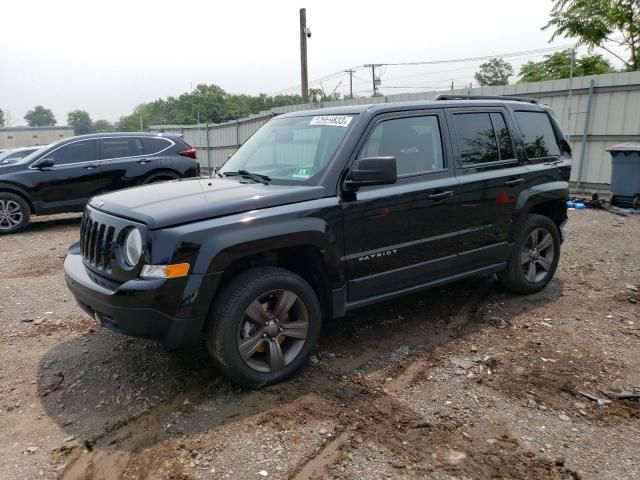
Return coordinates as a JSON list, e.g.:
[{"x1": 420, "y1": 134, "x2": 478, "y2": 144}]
[{"x1": 179, "y1": 148, "x2": 197, "y2": 159}]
